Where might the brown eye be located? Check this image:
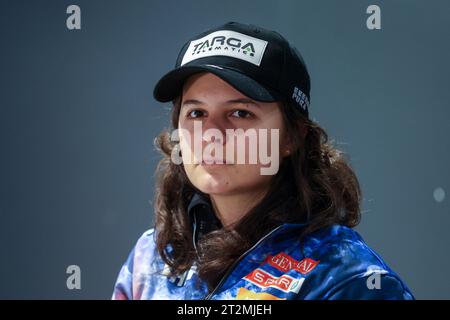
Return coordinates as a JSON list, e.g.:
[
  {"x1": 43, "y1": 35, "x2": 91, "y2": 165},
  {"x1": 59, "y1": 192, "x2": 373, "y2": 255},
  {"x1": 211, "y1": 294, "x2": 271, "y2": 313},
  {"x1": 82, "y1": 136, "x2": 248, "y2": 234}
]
[
  {"x1": 187, "y1": 110, "x2": 204, "y2": 118},
  {"x1": 231, "y1": 109, "x2": 252, "y2": 118}
]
